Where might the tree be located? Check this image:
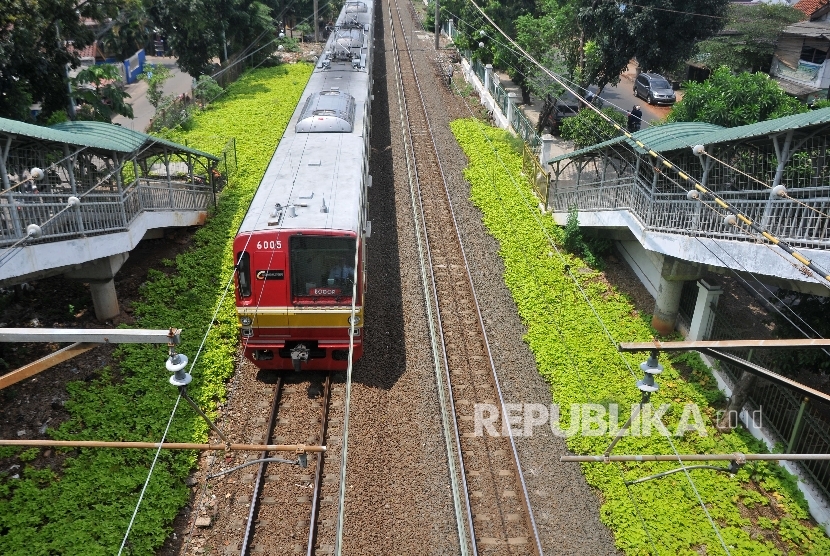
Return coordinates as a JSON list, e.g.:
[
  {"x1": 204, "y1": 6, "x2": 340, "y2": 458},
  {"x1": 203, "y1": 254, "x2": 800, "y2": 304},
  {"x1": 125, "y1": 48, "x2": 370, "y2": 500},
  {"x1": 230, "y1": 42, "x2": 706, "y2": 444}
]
[
  {"x1": 667, "y1": 66, "x2": 807, "y2": 127},
  {"x1": 0, "y1": 0, "x2": 123, "y2": 121},
  {"x1": 694, "y1": 3, "x2": 804, "y2": 74},
  {"x1": 147, "y1": 0, "x2": 277, "y2": 77},
  {"x1": 138, "y1": 63, "x2": 172, "y2": 109},
  {"x1": 72, "y1": 64, "x2": 134, "y2": 121},
  {"x1": 100, "y1": 4, "x2": 155, "y2": 61},
  {"x1": 559, "y1": 105, "x2": 625, "y2": 148},
  {"x1": 515, "y1": 0, "x2": 729, "y2": 96}
]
